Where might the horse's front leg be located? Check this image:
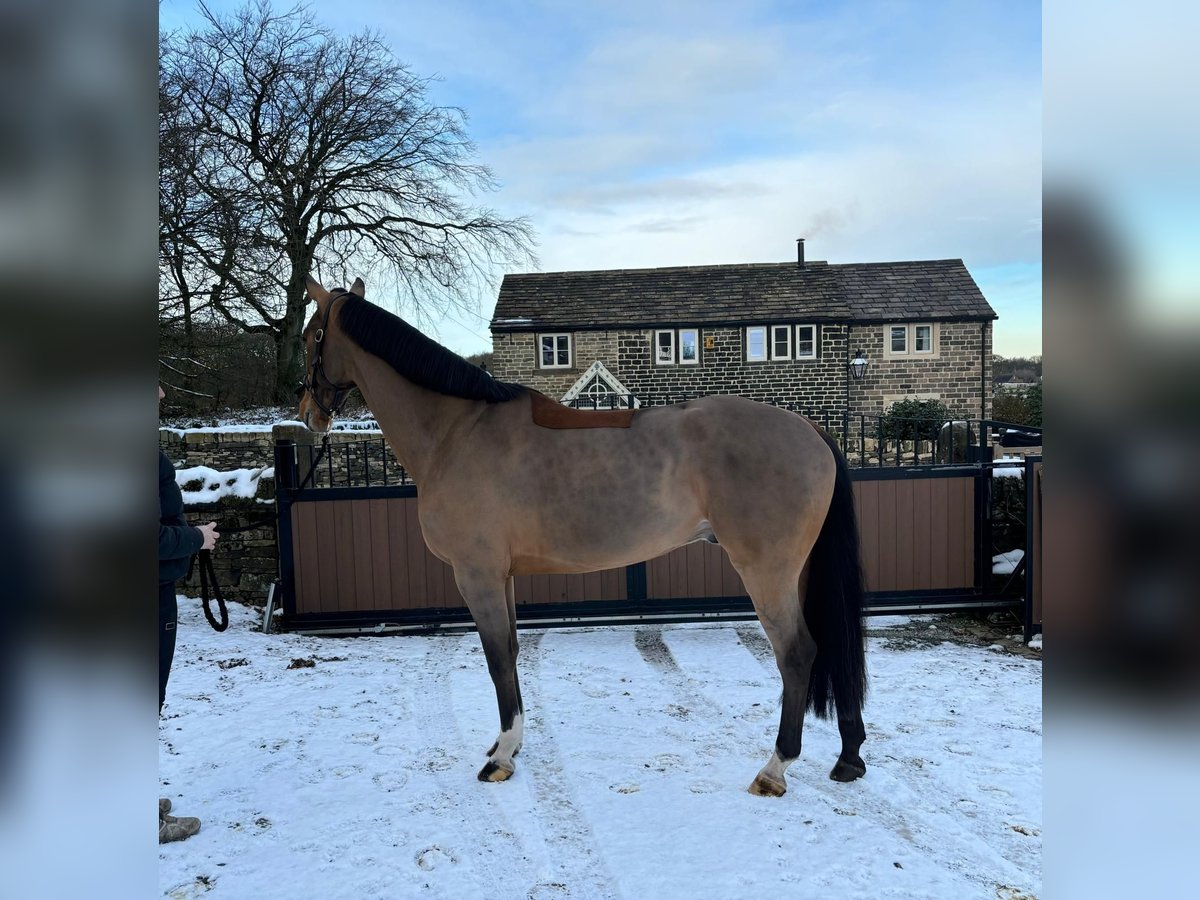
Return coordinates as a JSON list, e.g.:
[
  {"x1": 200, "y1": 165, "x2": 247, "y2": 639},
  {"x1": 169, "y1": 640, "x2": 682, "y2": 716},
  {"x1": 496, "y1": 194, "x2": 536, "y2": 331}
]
[{"x1": 455, "y1": 569, "x2": 523, "y2": 783}]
